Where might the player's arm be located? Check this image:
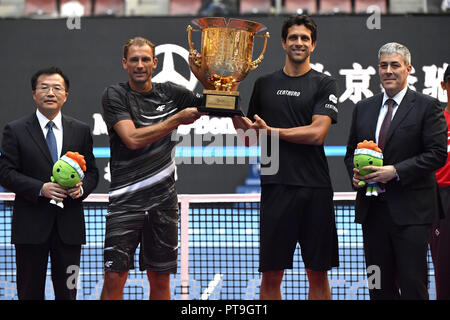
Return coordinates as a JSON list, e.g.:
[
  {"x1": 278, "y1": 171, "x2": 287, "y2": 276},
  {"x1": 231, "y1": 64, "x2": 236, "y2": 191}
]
[
  {"x1": 231, "y1": 80, "x2": 261, "y2": 146},
  {"x1": 250, "y1": 76, "x2": 337, "y2": 146},
  {"x1": 103, "y1": 86, "x2": 204, "y2": 150},
  {"x1": 251, "y1": 113, "x2": 332, "y2": 146},
  {"x1": 231, "y1": 116, "x2": 258, "y2": 147},
  {"x1": 232, "y1": 116, "x2": 253, "y2": 131},
  {"x1": 270, "y1": 76, "x2": 338, "y2": 146},
  {"x1": 113, "y1": 107, "x2": 203, "y2": 150}
]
